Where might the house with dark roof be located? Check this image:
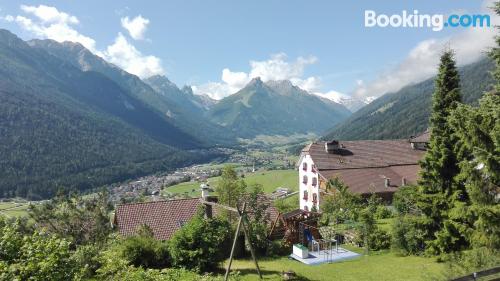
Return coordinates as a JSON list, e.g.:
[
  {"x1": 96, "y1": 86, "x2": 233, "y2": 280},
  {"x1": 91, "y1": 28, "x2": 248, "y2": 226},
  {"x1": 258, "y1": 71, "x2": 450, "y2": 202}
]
[
  {"x1": 114, "y1": 198, "x2": 203, "y2": 240},
  {"x1": 297, "y1": 138, "x2": 427, "y2": 212},
  {"x1": 114, "y1": 189, "x2": 281, "y2": 240}
]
